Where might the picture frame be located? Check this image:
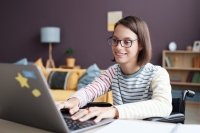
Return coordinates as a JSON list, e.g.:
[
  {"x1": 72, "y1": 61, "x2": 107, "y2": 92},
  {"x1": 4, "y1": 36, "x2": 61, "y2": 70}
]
[
  {"x1": 107, "y1": 11, "x2": 122, "y2": 31},
  {"x1": 193, "y1": 41, "x2": 200, "y2": 51}
]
